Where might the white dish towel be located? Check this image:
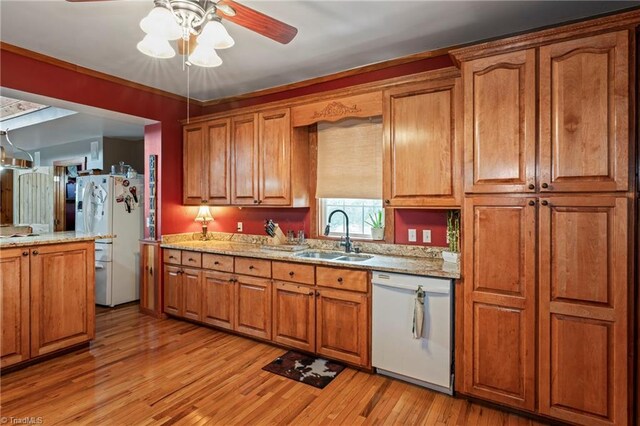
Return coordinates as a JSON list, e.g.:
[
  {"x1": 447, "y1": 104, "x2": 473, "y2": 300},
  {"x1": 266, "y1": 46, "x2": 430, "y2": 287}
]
[{"x1": 413, "y1": 285, "x2": 425, "y2": 339}]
